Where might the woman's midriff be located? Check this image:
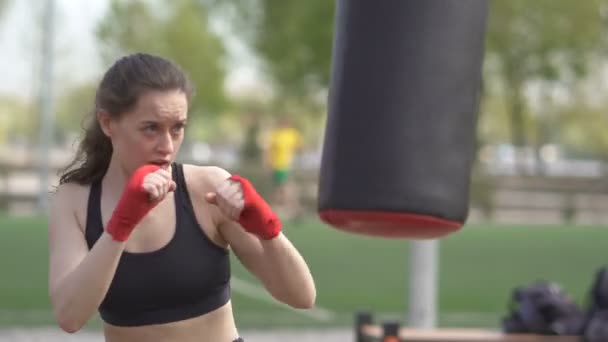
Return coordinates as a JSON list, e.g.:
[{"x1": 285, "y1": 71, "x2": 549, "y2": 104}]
[{"x1": 103, "y1": 301, "x2": 240, "y2": 342}]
